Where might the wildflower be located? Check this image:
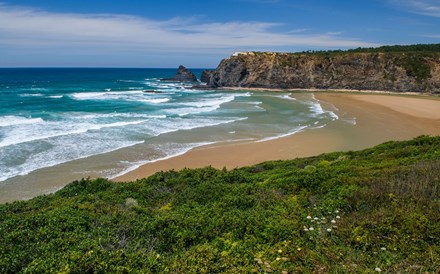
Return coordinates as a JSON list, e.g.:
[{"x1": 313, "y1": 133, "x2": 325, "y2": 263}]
[
  {"x1": 276, "y1": 257, "x2": 281, "y2": 261},
  {"x1": 335, "y1": 210, "x2": 339, "y2": 214},
  {"x1": 327, "y1": 228, "x2": 332, "y2": 232},
  {"x1": 304, "y1": 228, "x2": 309, "y2": 231},
  {"x1": 336, "y1": 215, "x2": 341, "y2": 219},
  {"x1": 374, "y1": 267, "x2": 382, "y2": 272},
  {"x1": 278, "y1": 249, "x2": 282, "y2": 253},
  {"x1": 297, "y1": 247, "x2": 301, "y2": 251},
  {"x1": 321, "y1": 217, "x2": 325, "y2": 220},
  {"x1": 314, "y1": 217, "x2": 319, "y2": 220},
  {"x1": 380, "y1": 247, "x2": 386, "y2": 251},
  {"x1": 309, "y1": 227, "x2": 314, "y2": 231},
  {"x1": 331, "y1": 219, "x2": 336, "y2": 224},
  {"x1": 306, "y1": 215, "x2": 312, "y2": 219}
]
